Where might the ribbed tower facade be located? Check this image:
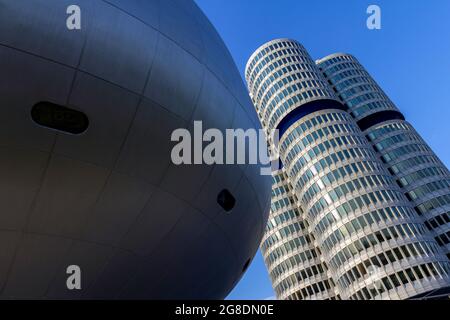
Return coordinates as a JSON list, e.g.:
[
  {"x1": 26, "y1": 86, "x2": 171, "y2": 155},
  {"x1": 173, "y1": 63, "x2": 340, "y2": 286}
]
[
  {"x1": 246, "y1": 39, "x2": 450, "y2": 300},
  {"x1": 317, "y1": 53, "x2": 450, "y2": 259},
  {"x1": 262, "y1": 168, "x2": 336, "y2": 299}
]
